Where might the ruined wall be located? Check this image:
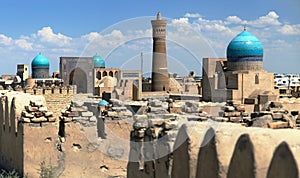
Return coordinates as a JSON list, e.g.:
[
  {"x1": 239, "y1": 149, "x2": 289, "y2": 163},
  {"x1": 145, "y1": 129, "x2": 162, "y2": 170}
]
[
  {"x1": 0, "y1": 91, "x2": 45, "y2": 175},
  {"x1": 0, "y1": 91, "x2": 62, "y2": 177},
  {"x1": 0, "y1": 95, "x2": 24, "y2": 175},
  {"x1": 22, "y1": 88, "x2": 73, "y2": 117},
  {"x1": 23, "y1": 124, "x2": 59, "y2": 178},
  {"x1": 127, "y1": 122, "x2": 300, "y2": 178}
]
